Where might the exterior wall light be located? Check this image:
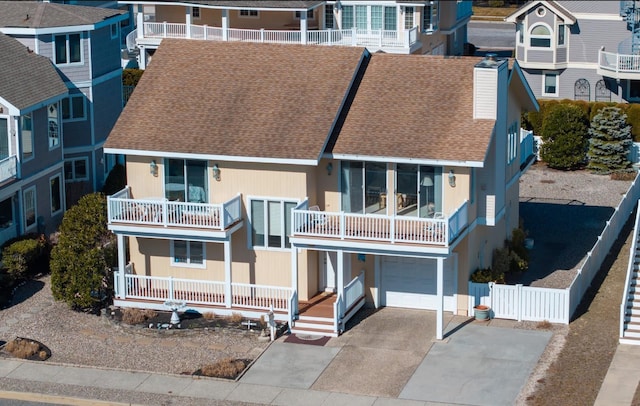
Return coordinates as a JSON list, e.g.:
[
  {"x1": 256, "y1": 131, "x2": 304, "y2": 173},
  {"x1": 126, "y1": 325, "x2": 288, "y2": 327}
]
[
  {"x1": 326, "y1": 162, "x2": 333, "y2": 176},
  {"x1": 448, "y1": 169, "x2": 456, "y2": 187},
  {"x1": 212, "y1": 163, "x2": 221, "y2": 181},
  {"x1": 150, "y1": 159, "x2": 158, "y2": 177}
]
